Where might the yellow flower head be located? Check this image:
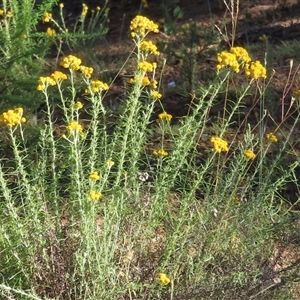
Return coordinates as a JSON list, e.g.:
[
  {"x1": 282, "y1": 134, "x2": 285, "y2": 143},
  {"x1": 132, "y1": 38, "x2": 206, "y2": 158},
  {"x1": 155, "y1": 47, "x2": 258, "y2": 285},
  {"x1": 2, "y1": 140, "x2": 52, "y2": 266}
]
[
  {"x1": 46, "y1": 27, "x2": 56, "y2": 36},
  {"x1": 81, "y1": 3, "x2": 88, "y2": 16},
  {"x1": 50, "y1": 71, "x2": 67, "y2": 82},
  {"x1": 79, "y1": 65, "x2": 94, "y2": 78},
  {"x1": 151, "y1": 90, "x2": 162, "y2": 100},
  {"x1": 130, "y1": 15, "x2": 159, "y2": 38},
  {"x1": 89, "y1": 171, "x2": 100, "y2": 181},
  {"x1": 230, "y1": 47, "x2": 251, "y2": 64},
  {"x1": 244, "y1": 149, "x2": 256, "y2": 160},
  {"x1": 89, "y1": 190, "x2": 102, "y2": 201},
  {"x1": 158, "y1": 273, "x2": 170, "y2": 286},
  {"x1": 106, "y1": 160, "x2": 115, "y2": 168},
  {"x1": 266, "y1": 132, "x2": 278, "y2": 143},
  {"x1": 244, "y1": 60, "x2": 267, "y2": 79},
  {"x1": 158, "y1": 111, "x2": 172, "y2": 121},
  {"x1": 217, "y1": 51, "x2": 240, "y2": 73},
  {"x1": 139, "y1": 40, "x2": 160, "y2": 55},
  {"x1": 210, "y1": 136, "x2": 229, "y2": 153},
  {"x1": 87, "y1": 80, "x2": 109, "y2": 93},
  {"x1": 0, "y1": 108, "x2": 26, "y2": 128},
  {"x1": 43, "y1": 12, "x2": 52, "y2": 23},
  {"x1": 66, "y1": 121, "x2": 83, "y2": 136},
  {"x1": 6, "y1": 11, "x2": 13, "y2": 18},
  {"x1": 73, "y1": 101, "x2": 83, "y2": 109},
  {"x1": 59, "y1": 3, "x2": 64, "y2": 8},
  {"x1": 37, "y1": 76, "x2": 56, "y2": 91},
  {"x1": 138, "y1": 61, "x2": 156, "y2": 72},
  {"x1": 60, "y1": 55, "x2": 82, "y2": 70},
  {"x1": 153, "y1": 149, "x2": 168, "y2": 157},
  {"x1": 129, "y1": 75, "x2": 151, "y2": 86}
]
